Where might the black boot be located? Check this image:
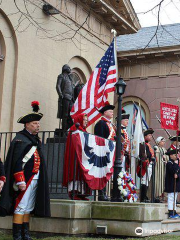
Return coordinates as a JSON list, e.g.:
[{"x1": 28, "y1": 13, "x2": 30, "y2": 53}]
[
  {"x1": 98, "y1": 187, "x2": 109, "y2": 201},
  {"x1": 22, "y1": 223, "x2": 32, "y2": 240},
  {"x1": 13, "y1": 223, "x2": 22, "y2": 240}
]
